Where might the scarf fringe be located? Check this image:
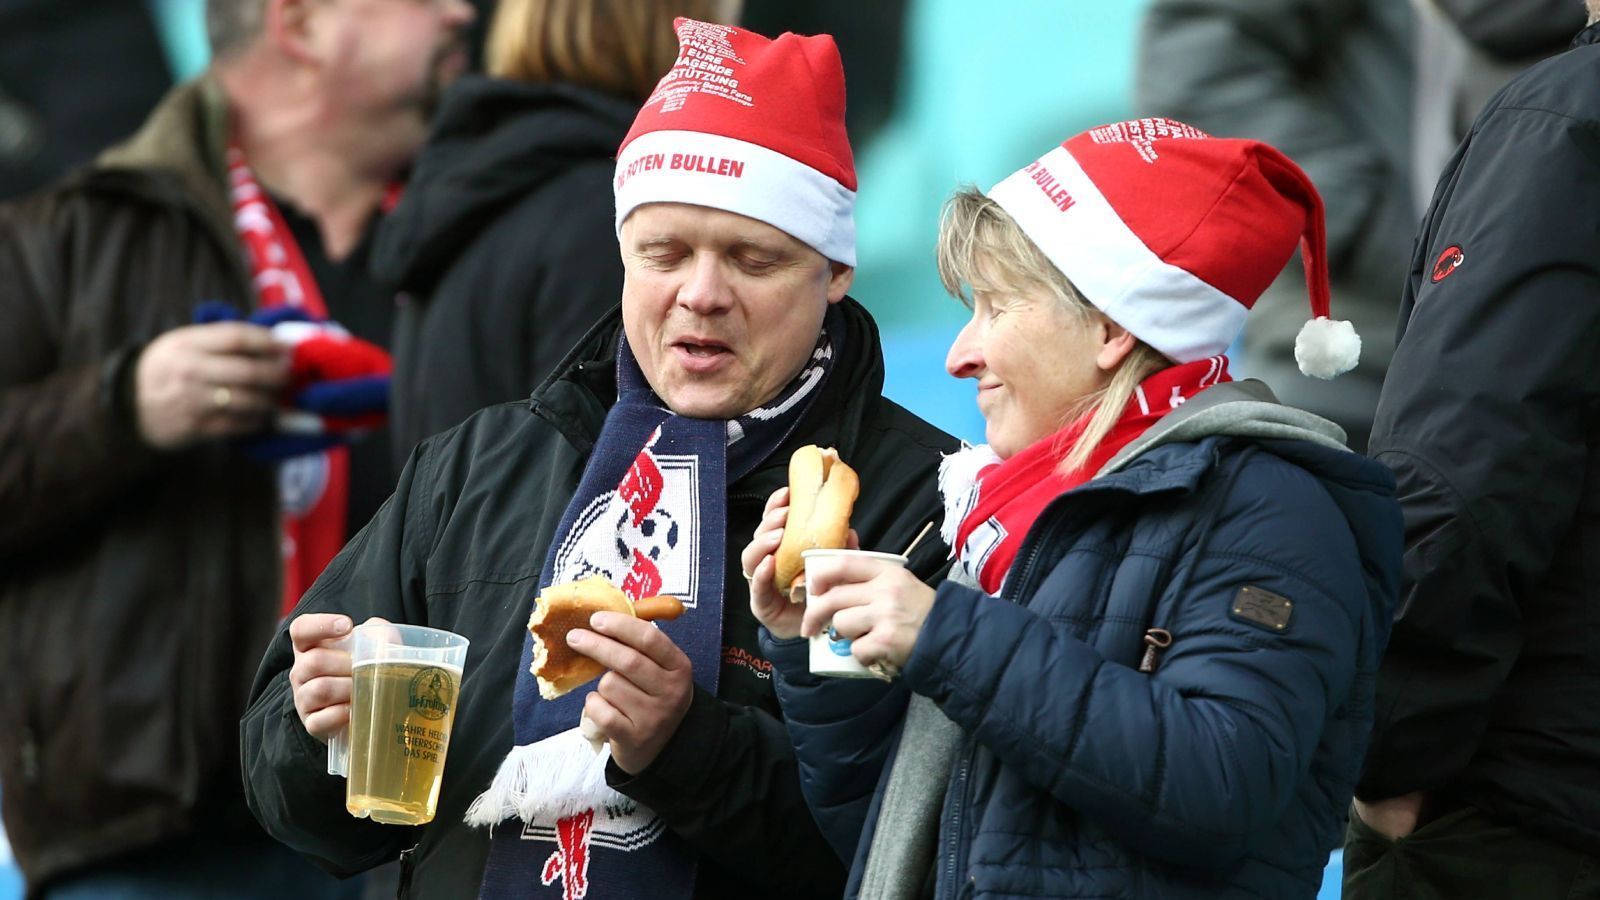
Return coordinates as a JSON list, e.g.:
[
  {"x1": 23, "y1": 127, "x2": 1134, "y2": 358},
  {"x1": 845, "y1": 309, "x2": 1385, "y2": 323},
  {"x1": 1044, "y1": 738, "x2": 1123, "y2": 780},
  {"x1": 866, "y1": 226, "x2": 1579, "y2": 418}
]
[
  {"x1": 464, "y1": 726, "x2": 628, "y2": 828},
  {"x1": 937, "y1": 444, "x2": 1001, "y2": 551}
]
